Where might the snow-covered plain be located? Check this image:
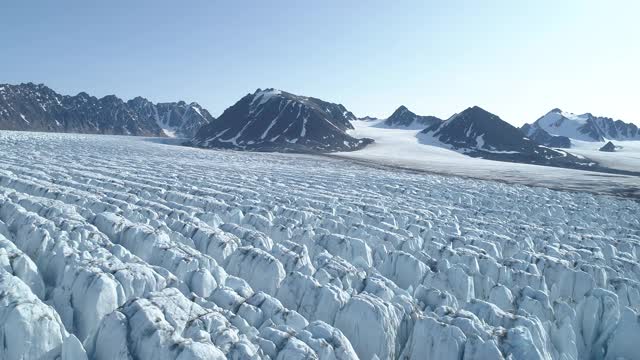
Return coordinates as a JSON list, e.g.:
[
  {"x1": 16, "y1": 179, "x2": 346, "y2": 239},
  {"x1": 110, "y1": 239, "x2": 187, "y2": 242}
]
[
  {"x1": 565, "y1": 140, "x2": 640, "y2": 173},
  {"x1": 1, "y1": 131, "x2": 640, "y2": 359},
  {"x1": 335, "y1": 120, "x2": 640, "y2": 198}
]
